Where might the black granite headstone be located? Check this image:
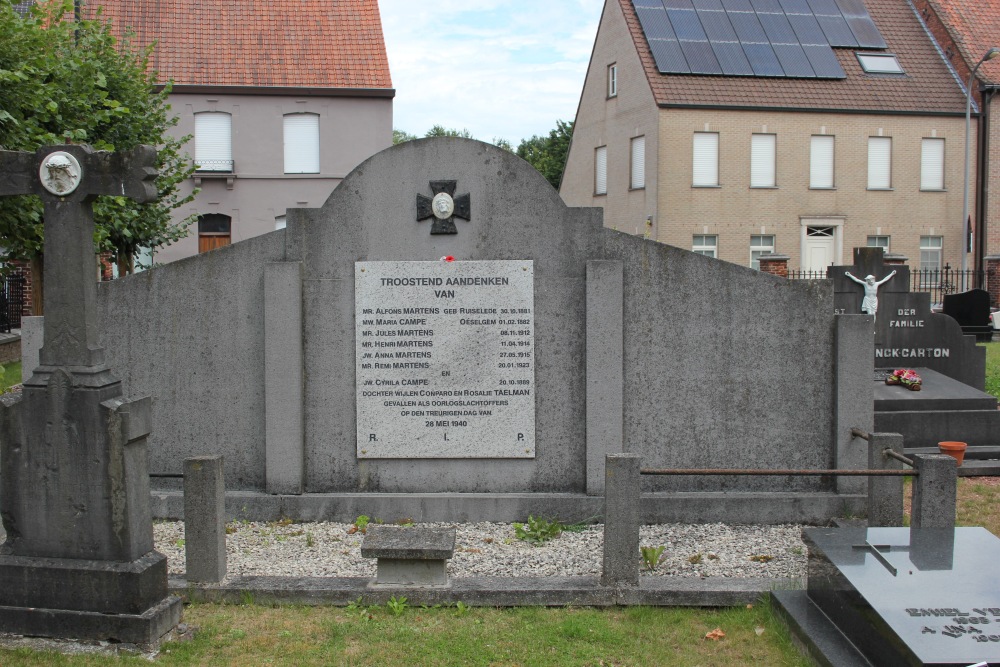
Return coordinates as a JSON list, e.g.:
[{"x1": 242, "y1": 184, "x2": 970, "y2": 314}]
[
  {"x1": 831, "y1": 248, "x2": 986, "y2": 390},
  {"x1": 777, "y1": 526, "x2": 1000, "y2": 667},
  {"x1": 942, "y1": 289, "x2": 993, "y2": 341}
]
